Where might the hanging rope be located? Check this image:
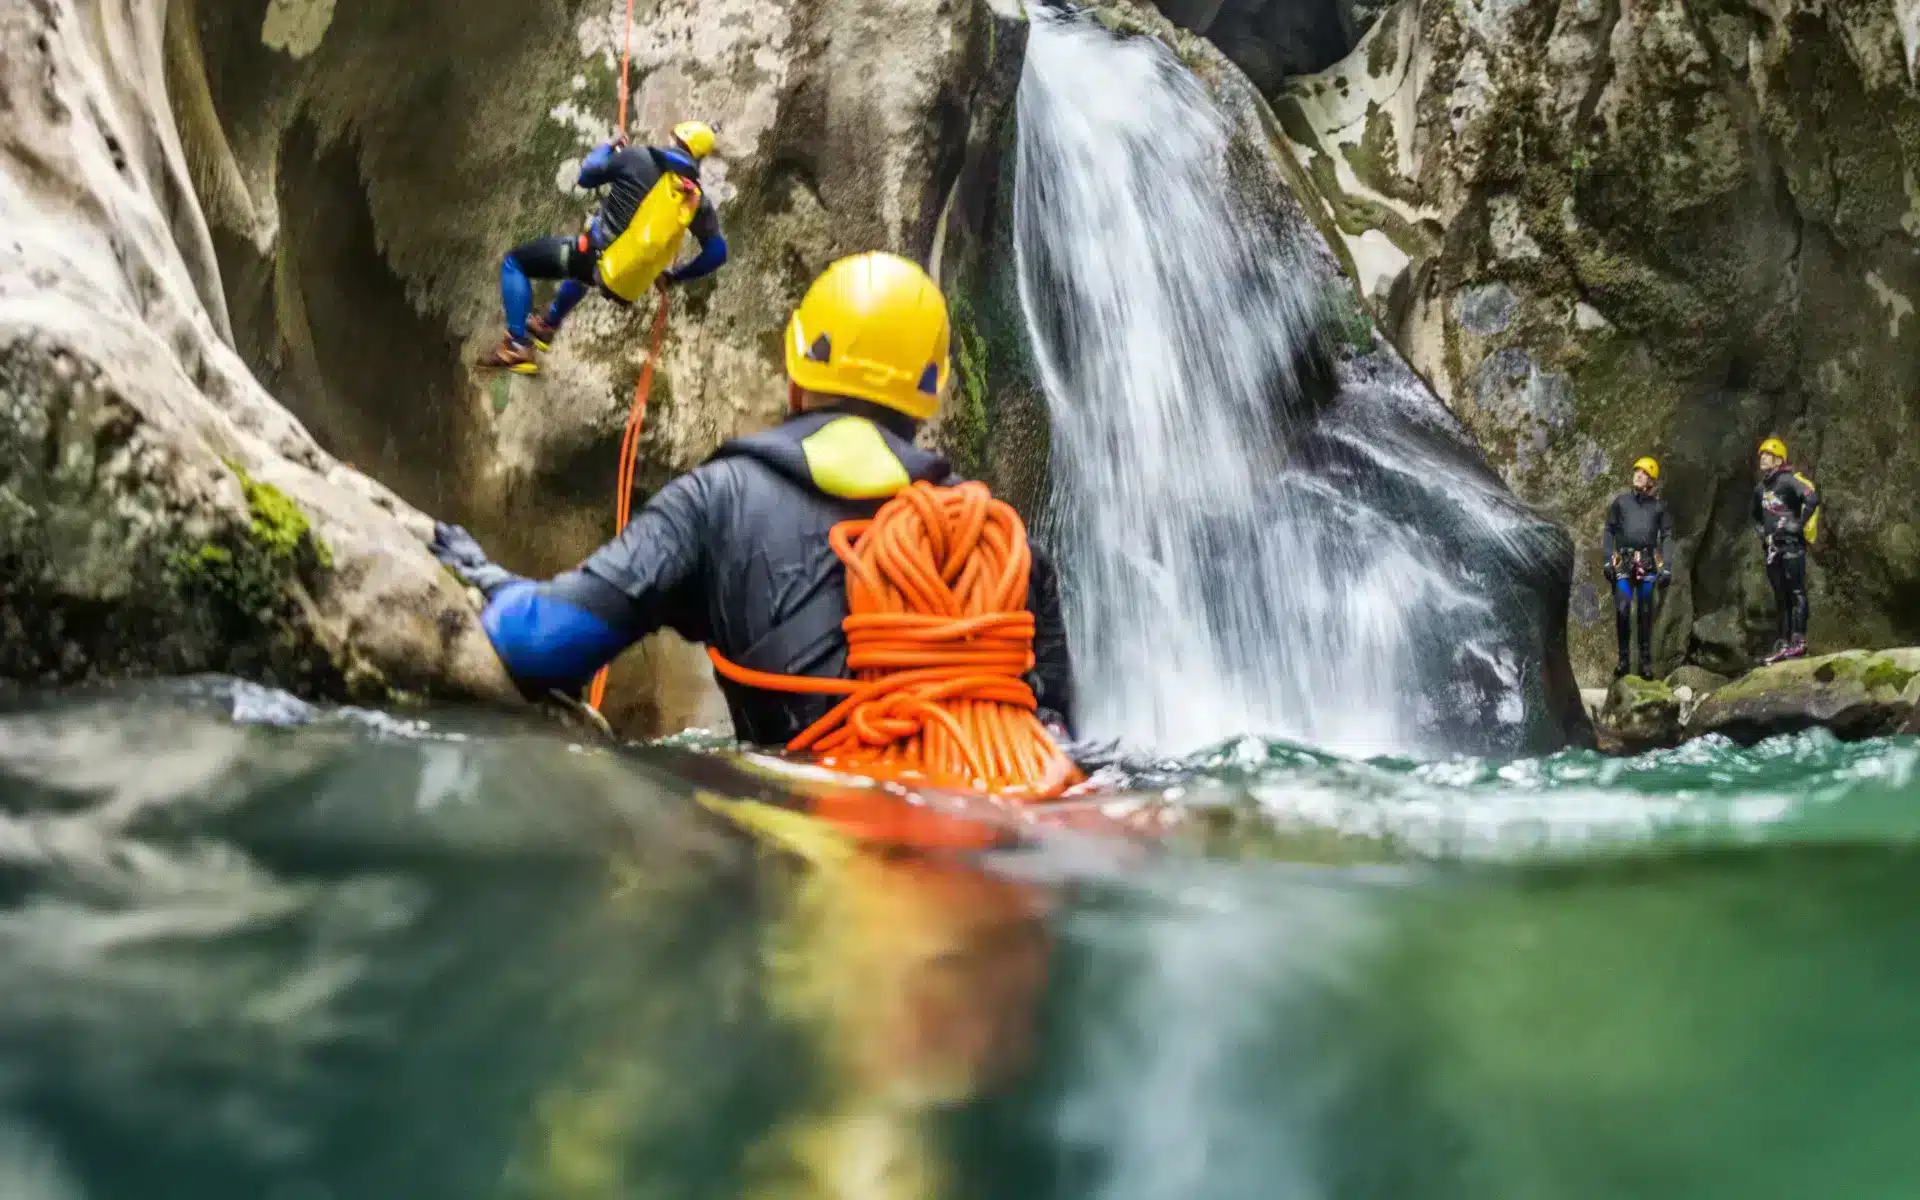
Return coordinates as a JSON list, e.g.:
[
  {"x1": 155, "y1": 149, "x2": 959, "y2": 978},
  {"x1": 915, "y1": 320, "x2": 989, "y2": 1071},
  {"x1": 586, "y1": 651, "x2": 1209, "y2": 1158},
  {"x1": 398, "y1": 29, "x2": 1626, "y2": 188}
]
[
  {"x1": 586, "y1": 0, "x2": 664, "y2": 713},
  {"x1": 616, "y1": 0, "x2": 636, "y2": 135},
  {"x1": 708, "y1": 482, "x2": 1082, "y2": 802},
  {"x1": 587, "y1": 290, "x2": 670, "y2": 712}
]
